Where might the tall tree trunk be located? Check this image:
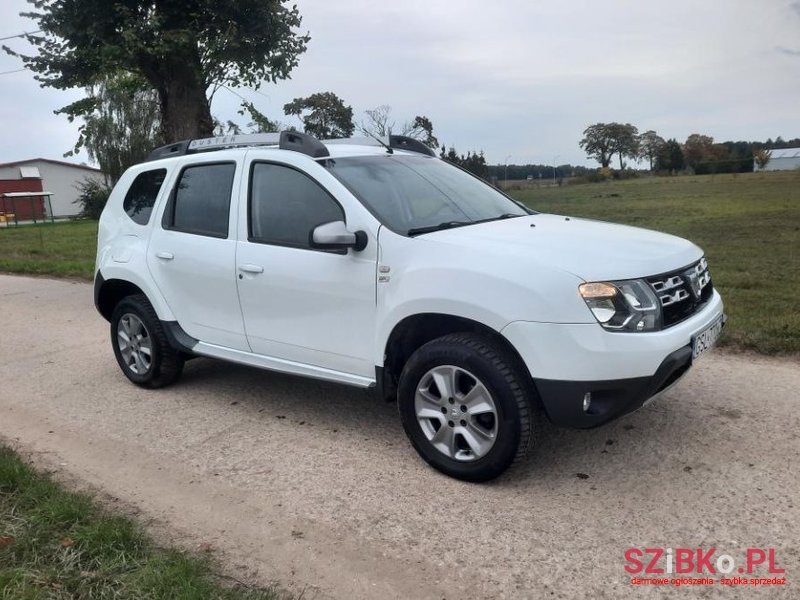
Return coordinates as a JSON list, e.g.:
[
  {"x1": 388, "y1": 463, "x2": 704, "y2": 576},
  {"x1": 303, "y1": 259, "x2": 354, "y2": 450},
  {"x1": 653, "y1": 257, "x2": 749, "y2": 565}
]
[
  {"x1": 618, "y1": 152, "x2": 624, "y2": 170},
  {"x1": 152, "y1": 55, "x2": 214, "y2": 143}
]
